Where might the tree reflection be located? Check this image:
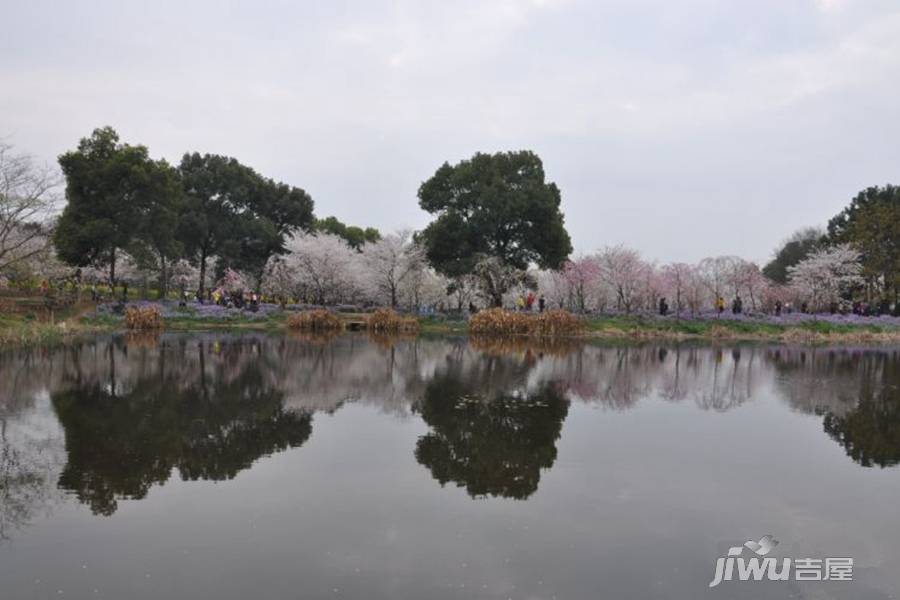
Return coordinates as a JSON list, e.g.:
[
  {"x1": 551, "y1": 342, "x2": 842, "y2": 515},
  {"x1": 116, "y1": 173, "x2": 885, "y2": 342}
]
[
  {"x1": 822, "y1": 353, "x2": 900, "y2": 468},
  {"x1": 0, "y1": 416, "x2": 64, "y2": 541},
  {"x1": 414, "y1": 364, "x2": 570, "y2": 500},
  {"x1": 7, "y1": 331, "x2": 900, "y2": 527},
  {"x1": 51, "y1": 342, "x2": 312, "y2": 515}
]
